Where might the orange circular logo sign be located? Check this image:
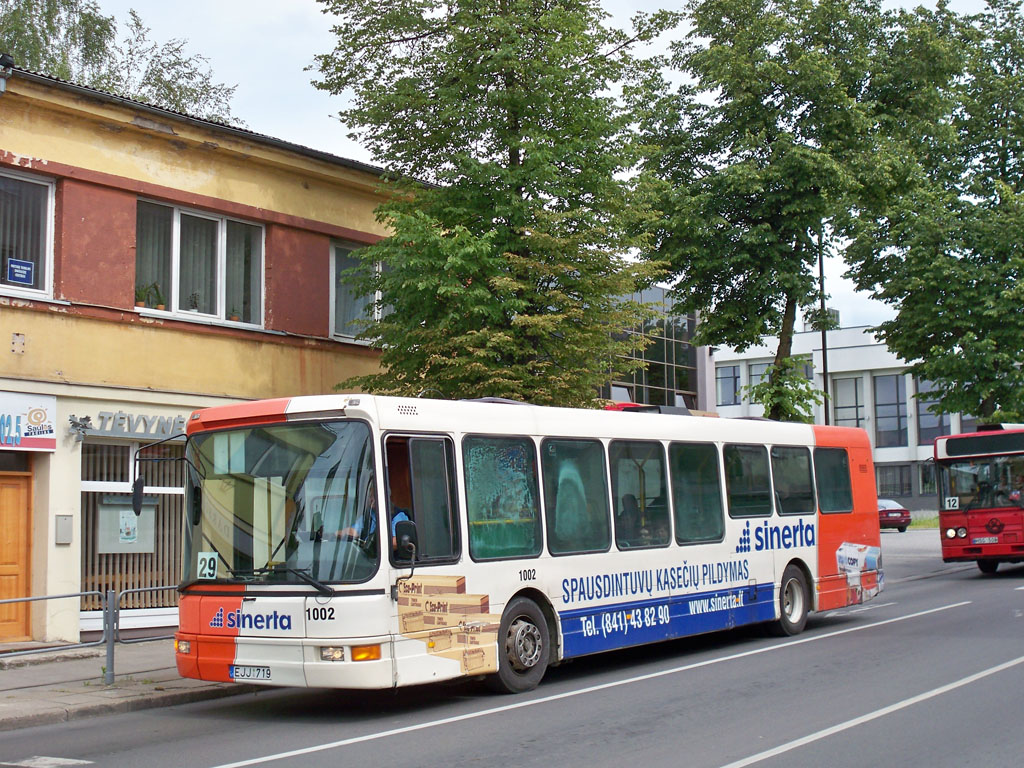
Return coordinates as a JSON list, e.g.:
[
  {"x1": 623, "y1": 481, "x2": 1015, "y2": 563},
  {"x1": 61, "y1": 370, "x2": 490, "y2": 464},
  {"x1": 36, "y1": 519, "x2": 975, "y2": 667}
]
[{"x1": 26, "y1": 408, "x2": 47, "y2": 427}]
